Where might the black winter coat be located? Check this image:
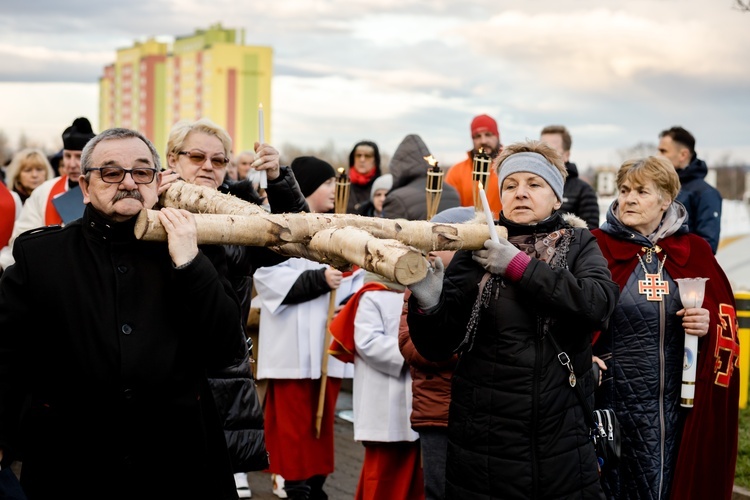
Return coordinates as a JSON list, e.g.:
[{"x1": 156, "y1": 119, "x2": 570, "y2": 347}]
[
  {"x1": 592, "y1": 205, "x2": 689, "y2": 499},
  {"x1": 408, "y1": 212, "x2": 619, "y2": 499},
  {"x1": 212, "y1": 166, "x2": 309, "y2": 472},
  {"x1": 0, "y1": 207, "x2": 243, "y2": 500},
  {"x1": 561, "y1": 162, "x2": 600, "y2": 230},
  {"x1": 676, "y1": 155, "x2": 722, "y2": 254}
]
